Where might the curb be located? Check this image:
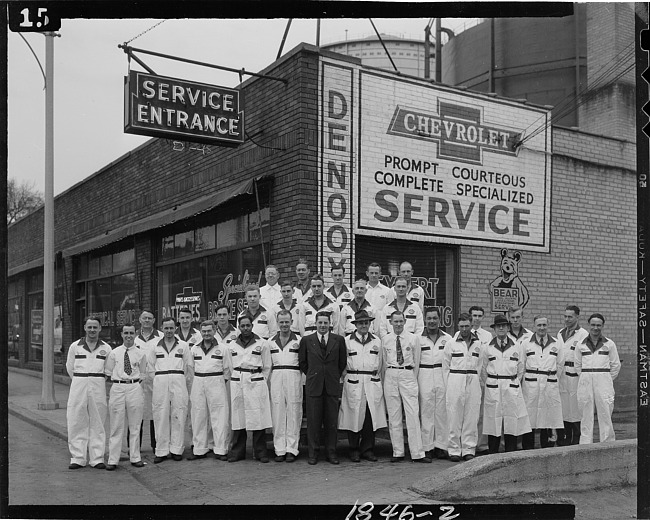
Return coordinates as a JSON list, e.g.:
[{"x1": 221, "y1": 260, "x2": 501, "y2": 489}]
[{"x1": 8, "y1": 402, "x2": 68, "y2": 443}]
